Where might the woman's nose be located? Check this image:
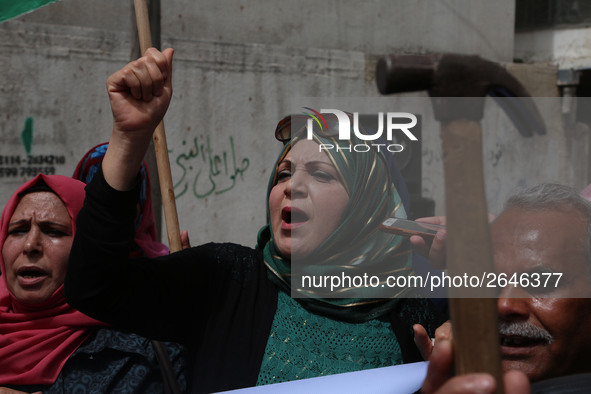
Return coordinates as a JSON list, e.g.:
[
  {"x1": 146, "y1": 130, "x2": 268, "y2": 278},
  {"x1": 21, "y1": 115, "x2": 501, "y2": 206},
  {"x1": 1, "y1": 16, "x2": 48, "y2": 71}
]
[
  {"x1": 285, "y1": 171, "x2": 308, "y2": 197},
  {"x1": 23, "y1": 227, "x2": 42, "y2": 255}
]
